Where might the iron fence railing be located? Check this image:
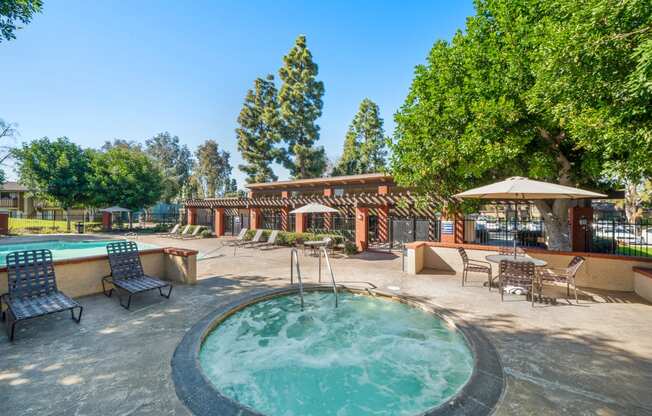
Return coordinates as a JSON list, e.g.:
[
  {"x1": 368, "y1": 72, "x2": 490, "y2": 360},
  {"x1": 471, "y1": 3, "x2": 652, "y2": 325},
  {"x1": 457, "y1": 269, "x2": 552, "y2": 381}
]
[
  {"x1": 588, "y1": 219, "x2": 652, "y2": 258},
  {"x1": 465, "y1": 218, "x2": 547, "y2": 248}
]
